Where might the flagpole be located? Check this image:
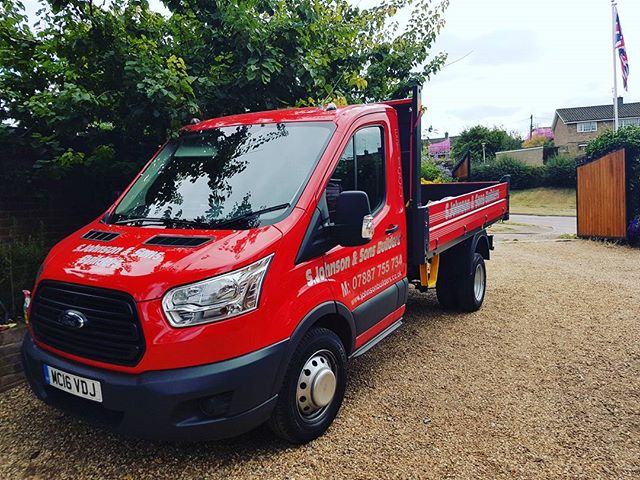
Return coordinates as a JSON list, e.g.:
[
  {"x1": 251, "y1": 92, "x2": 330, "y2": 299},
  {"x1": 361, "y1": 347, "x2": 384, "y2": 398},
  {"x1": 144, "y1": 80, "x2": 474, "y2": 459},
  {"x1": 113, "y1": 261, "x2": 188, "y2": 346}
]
[{"x1": 612, "y1": 1, "x2": 619, "y2": 131}]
